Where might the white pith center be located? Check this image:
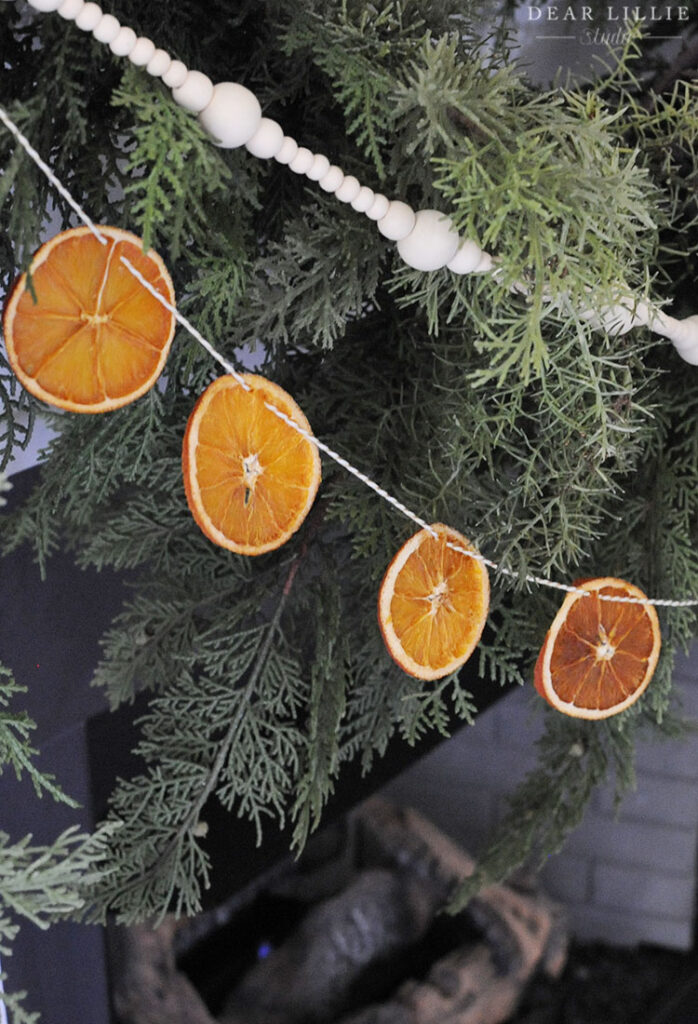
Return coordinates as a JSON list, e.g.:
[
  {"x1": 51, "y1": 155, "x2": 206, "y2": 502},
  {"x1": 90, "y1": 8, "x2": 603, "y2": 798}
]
[
  {"x1": 81, "y1": 311, "x2": 110, "y2": 325},
  {"x1": 595, "y1": 625, "x2": 616, "y2": 662},
  {"x1": 426, "y1": 580, "x2": 450, "y2": 614},
  {"x1": 242, "y1": 453, "x2": 263, "y2": 504}
]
